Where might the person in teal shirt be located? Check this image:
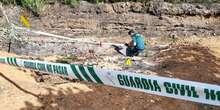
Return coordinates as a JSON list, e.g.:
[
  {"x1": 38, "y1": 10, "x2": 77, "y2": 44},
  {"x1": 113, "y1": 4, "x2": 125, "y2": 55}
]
[{"x1": 125, "y1": 30, "x2": 145, "y2": 56}]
